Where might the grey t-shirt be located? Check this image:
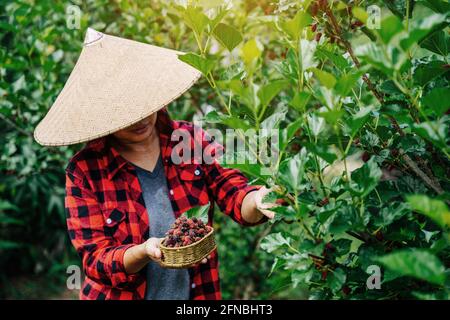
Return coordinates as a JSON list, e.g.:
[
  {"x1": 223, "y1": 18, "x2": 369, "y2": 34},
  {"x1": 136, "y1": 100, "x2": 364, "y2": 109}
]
[{"x1": 133, "y1": 155, "x2": 190, "y2": 300}]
